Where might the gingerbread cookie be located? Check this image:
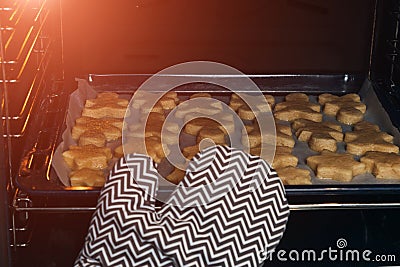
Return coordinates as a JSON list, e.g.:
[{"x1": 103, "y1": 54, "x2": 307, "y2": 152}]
[
  {"x1": 360, "y1": 152, "x2": 400, "y2": 179},
  {"x1": 276, "y1": 167, "x2": 312, "y2": 185},
  {"x1": 306, "y1": 151, "x2": 366, "y2": 182},
  {"x1": 320, "y1": 93, "x2": 366, "y2": 125},
  {"x1": 292, "y1": 119, "x2": 343, "y2": 152},
  {"x1": 345, "y1": 129, "x2": 399, "y2": 156}
]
